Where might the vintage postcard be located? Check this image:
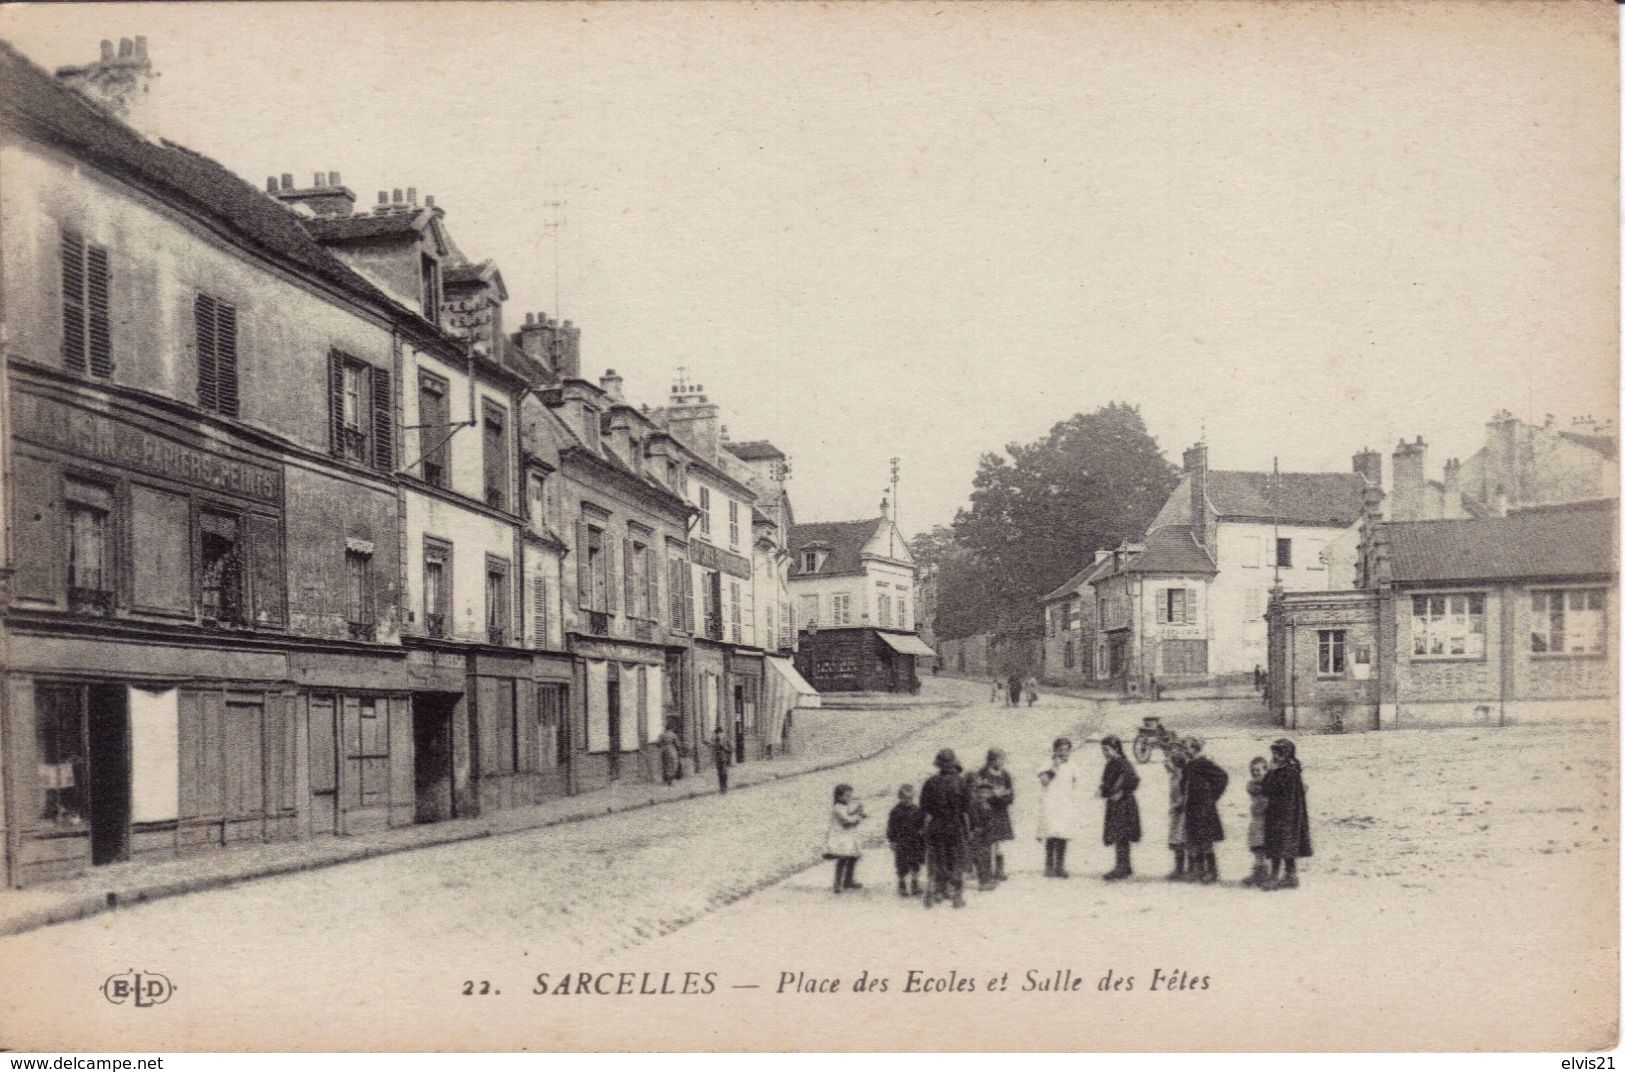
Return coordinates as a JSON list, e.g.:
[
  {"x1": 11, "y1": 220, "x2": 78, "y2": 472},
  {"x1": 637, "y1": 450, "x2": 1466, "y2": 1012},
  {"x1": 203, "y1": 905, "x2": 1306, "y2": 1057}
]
[{"x1": 0, "y1": 0, "x2": 1617, "y2": 1055}]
